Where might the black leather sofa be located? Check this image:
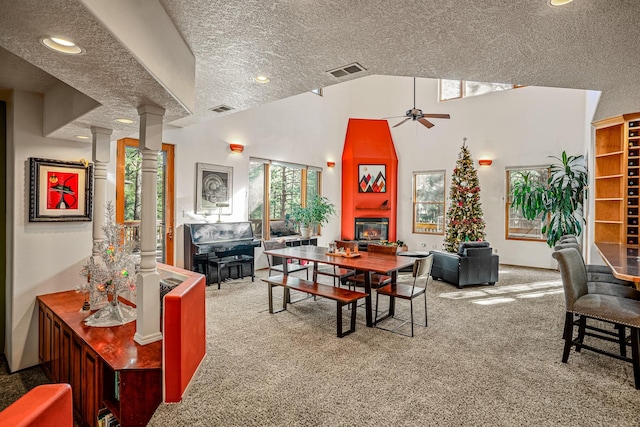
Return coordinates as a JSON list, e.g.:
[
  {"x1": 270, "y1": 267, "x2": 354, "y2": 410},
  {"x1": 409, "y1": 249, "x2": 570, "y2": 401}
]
[{"x1": 429, "y1": 241, "x2": 499, "y2": 288}]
